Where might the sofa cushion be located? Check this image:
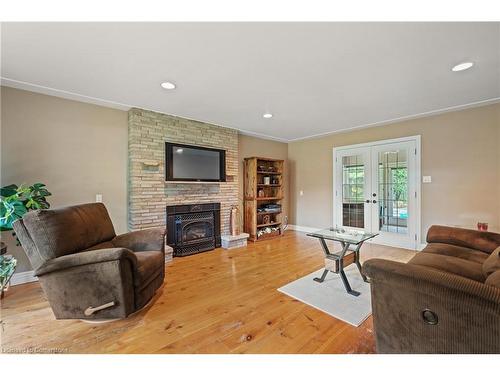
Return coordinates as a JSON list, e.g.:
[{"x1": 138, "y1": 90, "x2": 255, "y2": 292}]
[
  {"x1": 133, "y1": 251, "x2": 164, "y2": 287},
  {"x1": 483, "y1": 246, "x2": 500, "y2": 277},
  {"x1": 426, "y1": 225, "x2": 500, "y2": 254},
  {"x1": 485, "y1": 270, "x2": 500, "y2": 288},
  {"x1": 408, "y1": 252, "x2": 486, "y2": 282},
  {"x1": 423, "y1": 243, "x2": 489, "y2": 264},
  {"x1": 22, "y1": 203, "x2": 116, "y2": 260}
]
